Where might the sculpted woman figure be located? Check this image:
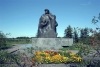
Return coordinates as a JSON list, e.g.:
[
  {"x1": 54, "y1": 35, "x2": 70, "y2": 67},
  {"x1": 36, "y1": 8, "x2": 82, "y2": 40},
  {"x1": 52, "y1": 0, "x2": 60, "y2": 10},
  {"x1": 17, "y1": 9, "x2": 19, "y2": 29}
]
[{"x1": 37, "y1": 9, "x2": 58, "y2": 38}]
